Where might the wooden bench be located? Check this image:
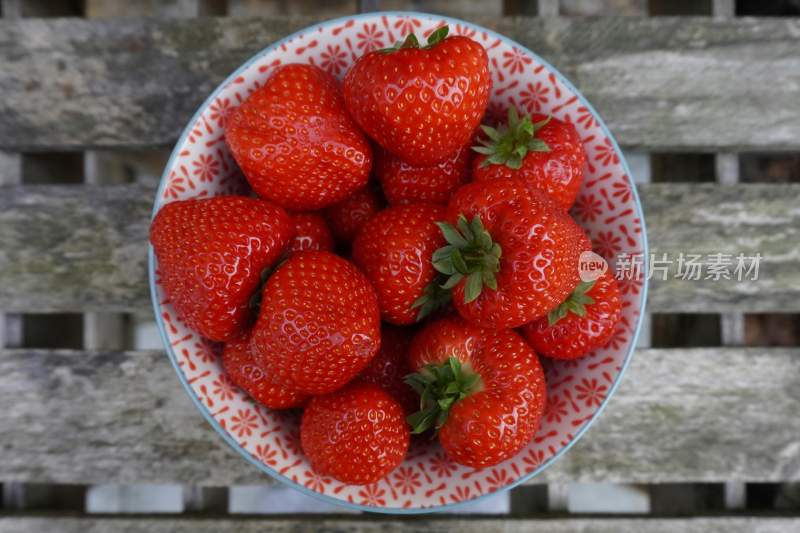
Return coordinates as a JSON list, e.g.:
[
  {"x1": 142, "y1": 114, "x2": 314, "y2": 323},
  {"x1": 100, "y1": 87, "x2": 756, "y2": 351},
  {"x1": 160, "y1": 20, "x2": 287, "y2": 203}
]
[{"x1": 1, "y1": 0, "x2": 799, "y2": 529}]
